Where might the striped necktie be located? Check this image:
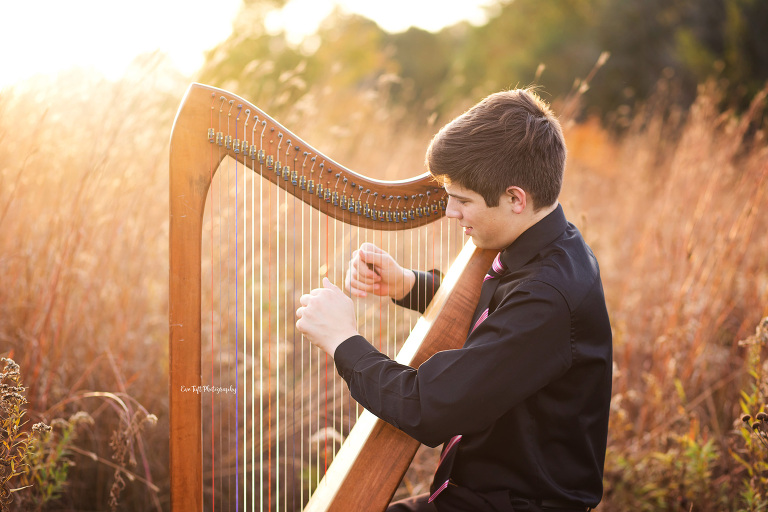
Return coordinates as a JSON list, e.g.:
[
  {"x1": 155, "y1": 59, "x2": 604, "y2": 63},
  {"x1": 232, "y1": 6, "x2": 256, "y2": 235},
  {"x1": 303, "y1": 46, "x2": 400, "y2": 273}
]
[
  {"x1": 469, "y1": 251, "x2": 507, "y2": 332},
  {"x1": 428, "y1": 251, "x2": 506, "y2": 503}
]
